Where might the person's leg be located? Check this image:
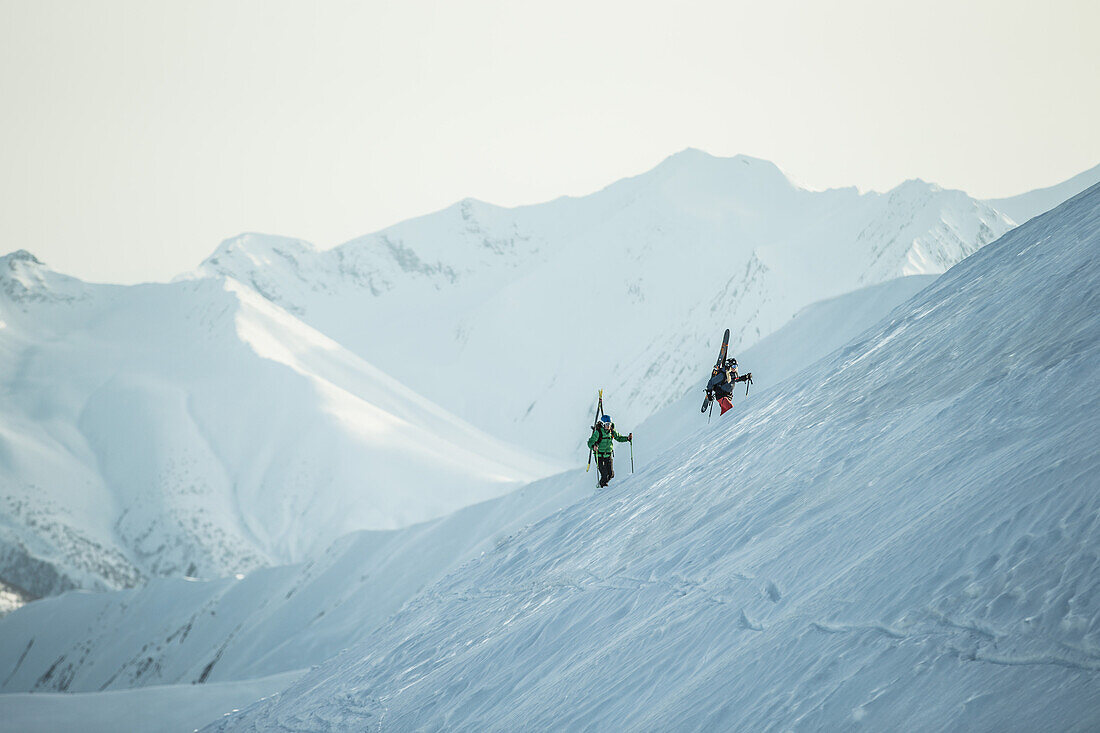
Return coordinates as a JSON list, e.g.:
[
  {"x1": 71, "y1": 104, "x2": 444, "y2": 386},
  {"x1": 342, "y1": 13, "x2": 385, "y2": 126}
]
[{"x1": 598, "y1": 456, "x2": 613, "y2": 487}]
